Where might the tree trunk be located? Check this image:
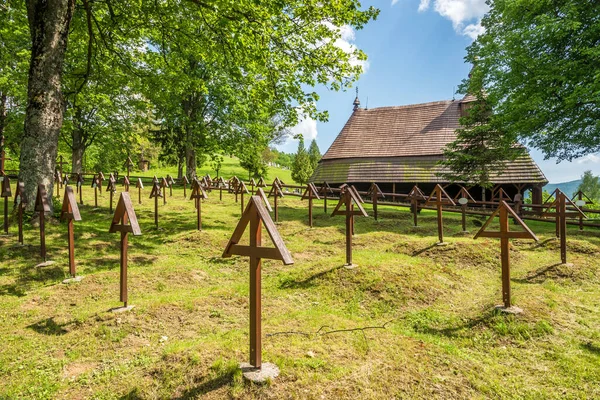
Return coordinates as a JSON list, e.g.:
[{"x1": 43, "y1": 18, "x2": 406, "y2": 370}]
[
  {"x1": 71, "y1": 128, "x2": 85, "y2": 174},
  {"x1": 186, "y1": 145, "x2": 196, "y2": 180},
  {"x1": 0, "y1": 93, "x2": 6, "y2": 138},
  {"x1": 20, "y1": 0, "x2": 75, "y2": 211},
  {"x1": 177, "y1": 156, "x2": 184, "y2": 180}
]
